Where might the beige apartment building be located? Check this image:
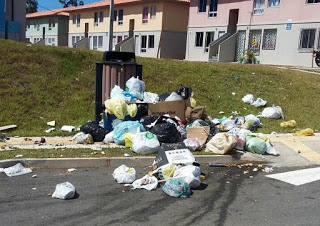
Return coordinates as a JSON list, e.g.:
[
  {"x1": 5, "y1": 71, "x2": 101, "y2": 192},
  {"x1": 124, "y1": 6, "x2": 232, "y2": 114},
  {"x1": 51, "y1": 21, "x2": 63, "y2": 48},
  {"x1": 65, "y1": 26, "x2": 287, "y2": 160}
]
[{"x1": 67, "y1": 0, "x2": 189, "y2": 59}]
